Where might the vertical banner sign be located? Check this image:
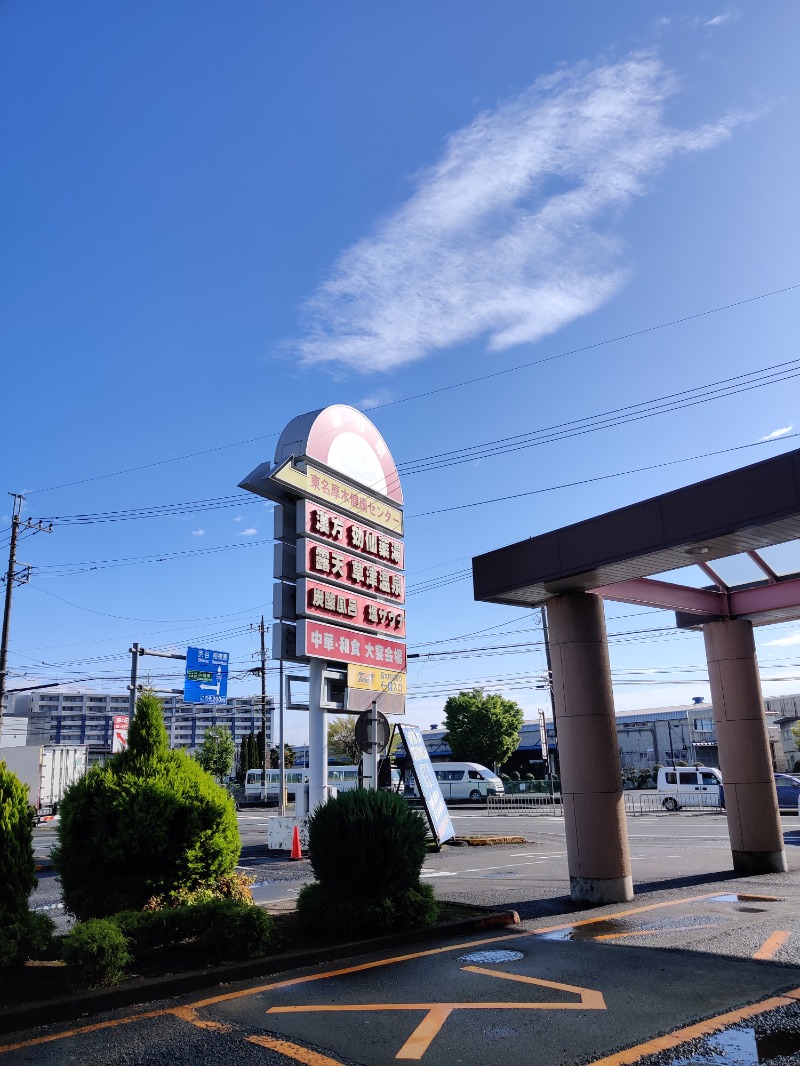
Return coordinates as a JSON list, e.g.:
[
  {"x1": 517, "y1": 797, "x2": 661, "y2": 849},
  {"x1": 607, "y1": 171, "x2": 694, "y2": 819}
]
[
  {"x1": 183, "y1": 647, "x2": 229, "y2": 705},
  {"x1": 240, "y1": 404, "x2": 407, "y2": 716},
  {"x1": 398, "y1": 723, "x2": 455, "y2": 845}
]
